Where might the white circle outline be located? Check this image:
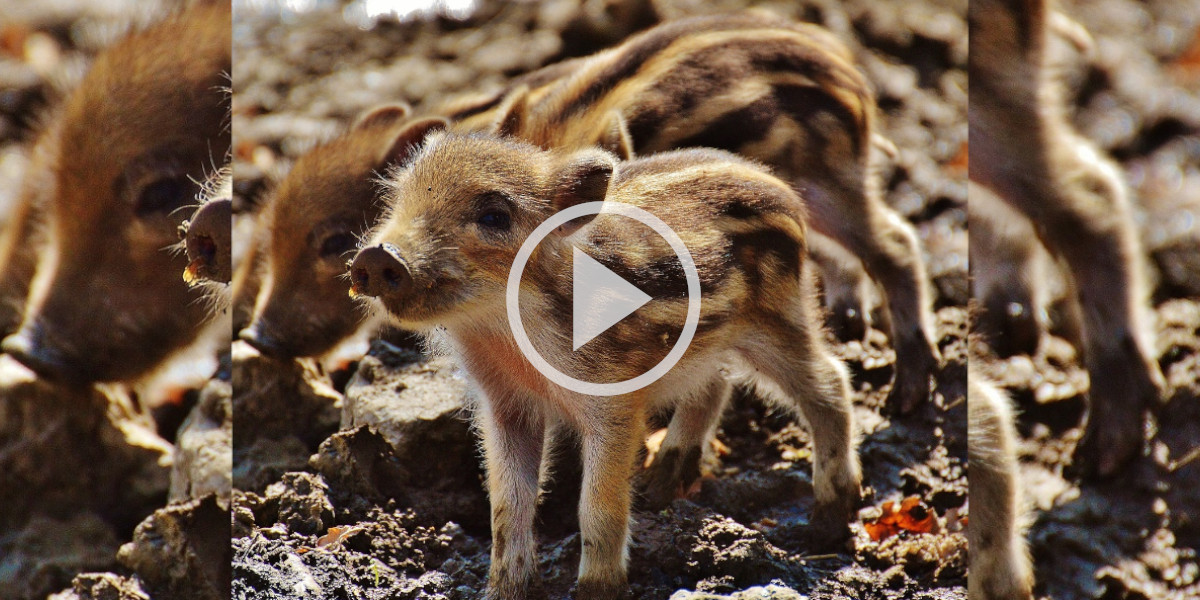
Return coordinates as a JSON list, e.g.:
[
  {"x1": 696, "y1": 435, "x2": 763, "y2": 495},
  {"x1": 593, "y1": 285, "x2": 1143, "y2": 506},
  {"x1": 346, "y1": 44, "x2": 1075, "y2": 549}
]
[{"x1": 505, "y1": 201, "x2": 701, "y2": 396}]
